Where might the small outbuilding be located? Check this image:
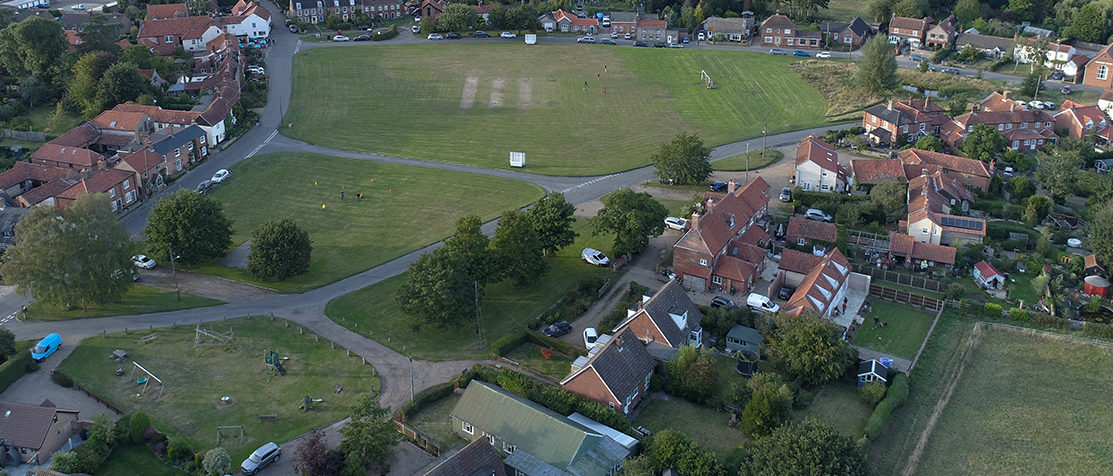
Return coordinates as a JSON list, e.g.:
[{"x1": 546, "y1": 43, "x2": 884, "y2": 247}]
[
  {"x1": 973, "y1": 260, "x2": 1004, "y2": 289},
  {"x1": 1085, "y1": 254, "x2": 1106, "y2": 277},
  {"x1": 857, "y1": 359, "x2": 890, "y2": 386},
  {"x1": 724, "y1": 325, "x2": 763, "y2": 359}
]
